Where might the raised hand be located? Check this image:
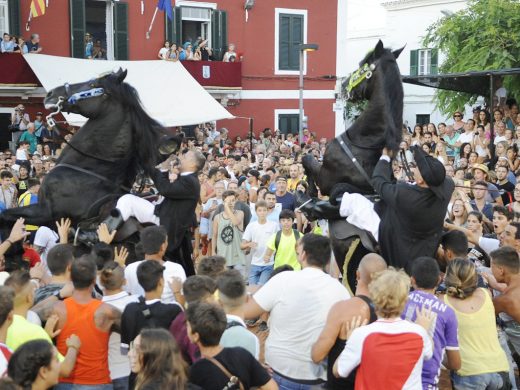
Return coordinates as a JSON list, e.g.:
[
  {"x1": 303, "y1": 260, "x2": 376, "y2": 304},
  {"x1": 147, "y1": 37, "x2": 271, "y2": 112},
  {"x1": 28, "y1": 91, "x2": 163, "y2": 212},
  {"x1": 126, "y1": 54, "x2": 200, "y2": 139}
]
[
  {"x1": 55, "y1": 218, "x2": 72, "y2": 244},
  {"x1": 8, "y1": 218, "x2": 30, "y2": 243},
  {"x1": 97, "y1": 223, "x2": 116, "y2": 244}
]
